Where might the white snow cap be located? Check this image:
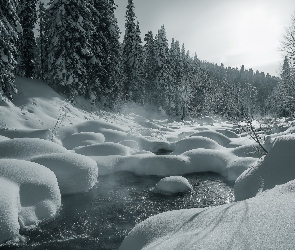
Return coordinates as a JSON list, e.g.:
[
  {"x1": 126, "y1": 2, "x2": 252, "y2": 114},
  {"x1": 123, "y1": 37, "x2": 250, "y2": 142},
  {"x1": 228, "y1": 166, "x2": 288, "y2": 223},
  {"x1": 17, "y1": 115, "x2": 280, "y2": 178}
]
[
  {"x1": 153, "y1": 176, "x2": 193, "y2": 195},
  {"x1": 30, "y1": 153, "x2": 98, "y2": 194},
  {"x1": 235, "y1": 135, "x2": 295, "y2": 201},
  {"x1": 0, "y1": 159, "x2": 61, "y2": 243}
]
